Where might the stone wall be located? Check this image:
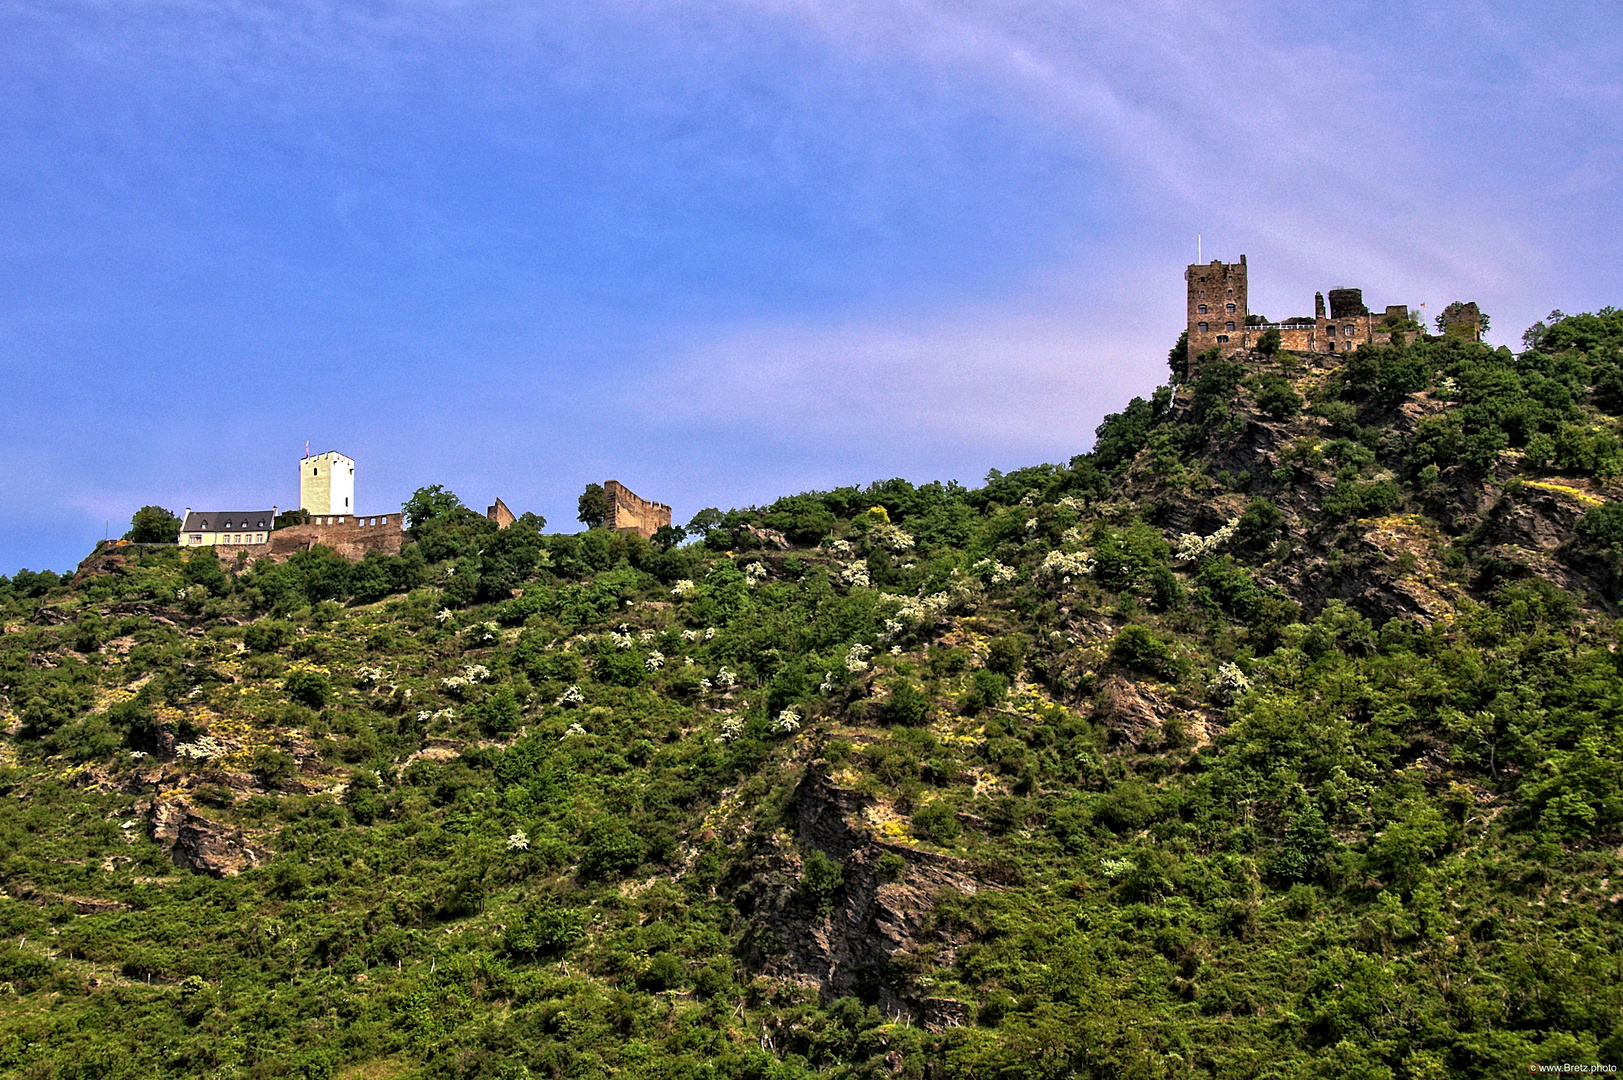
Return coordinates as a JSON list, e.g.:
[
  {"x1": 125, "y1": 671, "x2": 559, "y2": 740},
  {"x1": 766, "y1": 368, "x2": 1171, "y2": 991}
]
[
  {"x1": 207, "y1": 513, "x2": 405, "y2": 563},
  {"x1": 603, "y1": 481, "x2": 672, "y2": 539}
]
